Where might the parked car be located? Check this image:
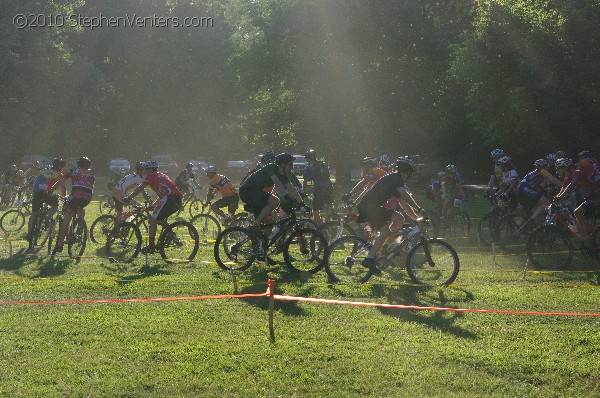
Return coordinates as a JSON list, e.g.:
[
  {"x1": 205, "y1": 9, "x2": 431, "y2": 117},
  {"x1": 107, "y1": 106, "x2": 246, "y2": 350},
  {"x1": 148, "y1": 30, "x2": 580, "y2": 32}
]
[
  {"x1": 292, "y1": 155, "x2": 308, "y2": 175},
  {"x1": 109, "y1": 158, "x2": 131, "y2": 173},
  {"x1": 151, "y1": 155, "x2": 178, "y2": 175},
  {"x1": 21, "y1": 154, "x2": 51, "y2": 170},
  {"x1": 188, "y1": 158, "x2": 210, "y2": 173}
]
